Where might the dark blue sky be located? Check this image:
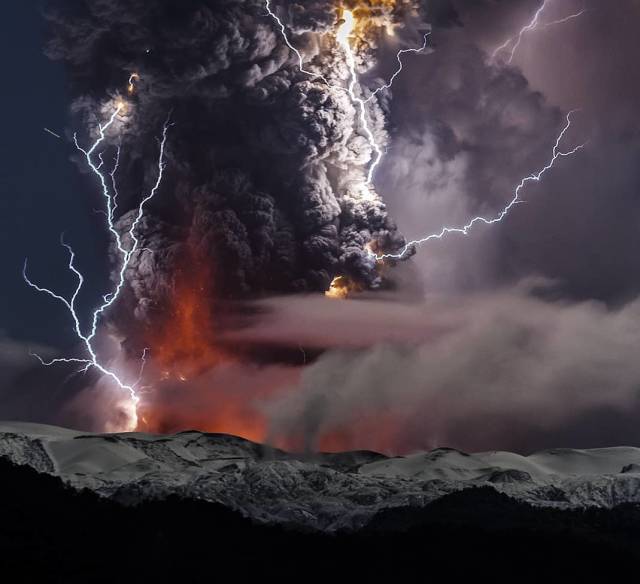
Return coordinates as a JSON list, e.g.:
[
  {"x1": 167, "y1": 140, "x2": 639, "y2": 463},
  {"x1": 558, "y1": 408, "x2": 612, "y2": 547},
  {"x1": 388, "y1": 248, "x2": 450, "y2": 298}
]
[{"x1": 0, "y1": 2, "x2": 108, "y2": 349}]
